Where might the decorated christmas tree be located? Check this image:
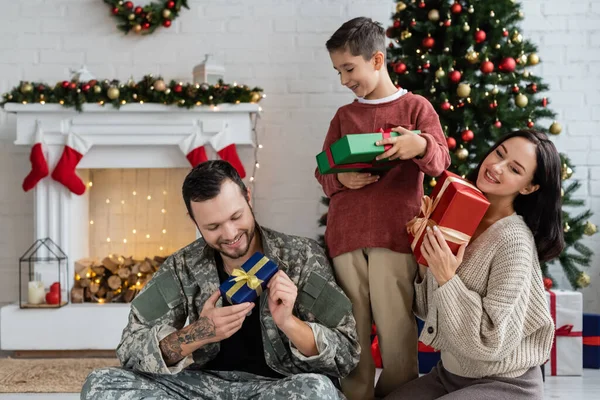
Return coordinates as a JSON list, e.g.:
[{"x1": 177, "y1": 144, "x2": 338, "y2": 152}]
[{"x1": 319, "y1": 1, "x2": 597, "y2": 289}]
